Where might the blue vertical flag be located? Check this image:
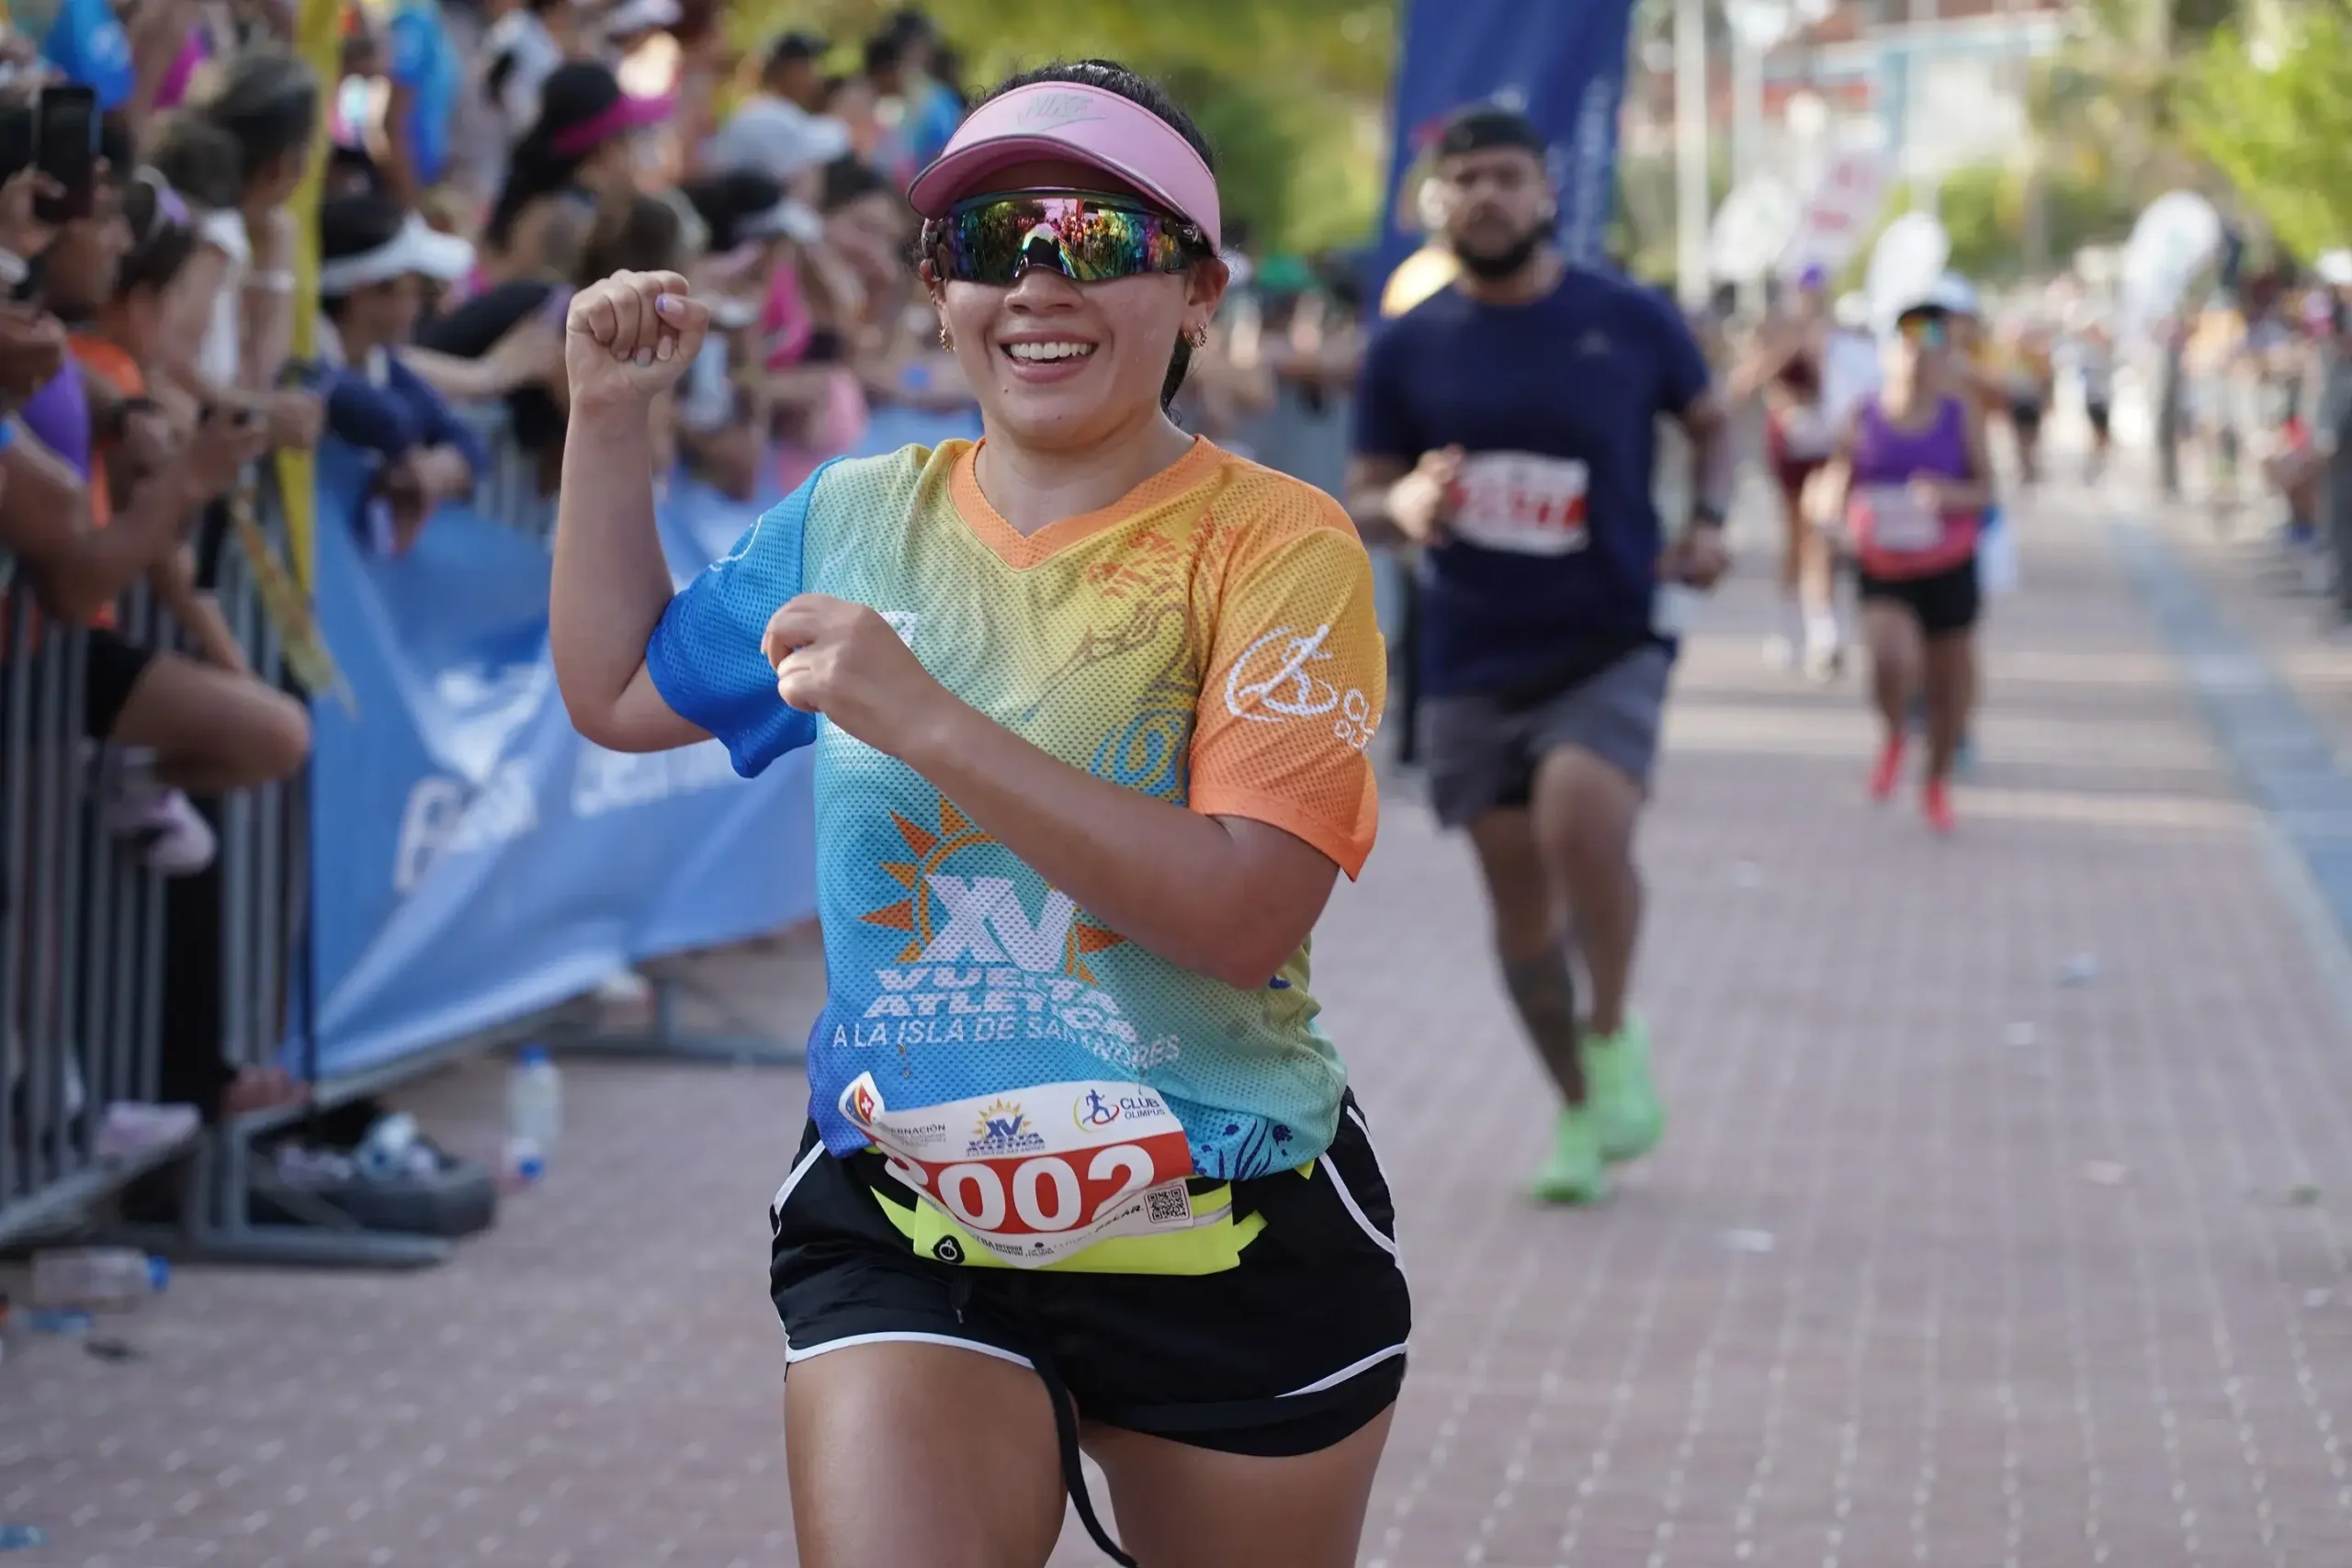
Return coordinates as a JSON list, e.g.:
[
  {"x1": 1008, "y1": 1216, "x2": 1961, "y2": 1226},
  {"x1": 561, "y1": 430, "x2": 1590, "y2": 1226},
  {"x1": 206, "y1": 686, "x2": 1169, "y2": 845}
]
[{"x1": 1373, "y1": 0, "x2": 1636, "y2": 305}]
